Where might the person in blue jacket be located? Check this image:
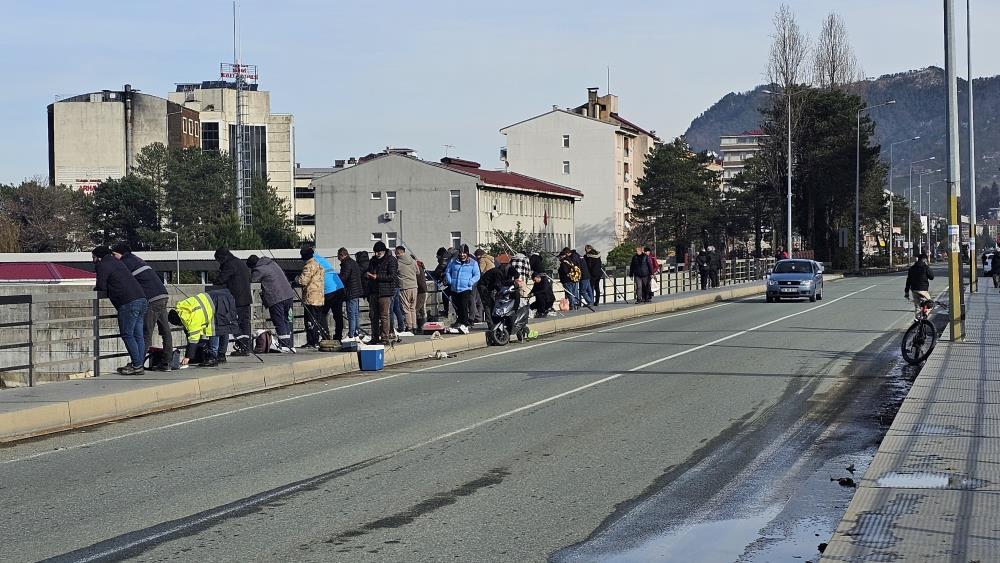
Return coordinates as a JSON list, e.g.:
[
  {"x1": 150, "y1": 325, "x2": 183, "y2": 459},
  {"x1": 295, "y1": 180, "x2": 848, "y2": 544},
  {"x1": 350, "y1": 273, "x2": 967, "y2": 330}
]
[
  {"x1": 444, "y1": 244, "x2": 481, "y2": 333},
  {"x1": 302, "y1": 247, "x2": 347, "y2": 341}
]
